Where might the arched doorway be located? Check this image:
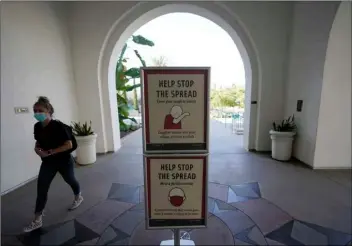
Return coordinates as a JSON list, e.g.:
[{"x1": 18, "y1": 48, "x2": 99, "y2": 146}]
[
  {"x1": 98, "y1": 2, "x2": 260, "y2": 152},
  {"x1": 314, "y1": 1, "x2": 351, "y2": 169}
]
